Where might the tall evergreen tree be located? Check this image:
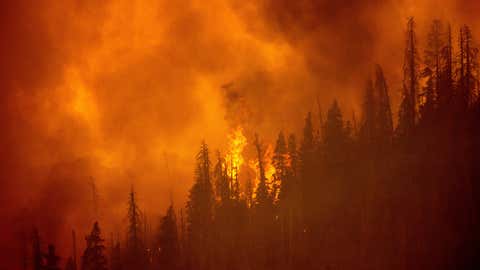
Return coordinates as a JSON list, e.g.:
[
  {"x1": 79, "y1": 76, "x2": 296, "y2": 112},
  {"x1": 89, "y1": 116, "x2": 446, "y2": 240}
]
[
  {"x1": 252, "y1": 134, "x2": 277, "y2": 269},
  {"x1": 360, "y1": 79, "x2": 376, "y2": 145},
  {"x1": 128, "y1": 187, "x2": 142, "y2": 250},
  {"x1": 375, "y1": 65, "x2": 393, "y2": 144},
  {"x1": 245, "y1": 176, "x2": 254, "y2": 208},
  {"x1": 81, "y1": 222, "x2": 107, "y2": 270},
  {"x1": 324, "y1": 100, "x2": 346, "y2": 158},
  {"x1": 273, "y1": 131, "x2": 288, "y2": 202},
  {"x1": 157, "y1": 204, "x2": 179, "y2": 270},
  {"x1": 186, "y1": 141, "x2": 214, "y2": 270},
  {"x1": 214, "y1": 152, "x2": 229, "y2": 204},
  {"x1": 300, "y1": 113, "x2": 315, "y2": 157},
  {"x1": 283, "y1": 134, "x2": 299, "y2": 206},
  {"x1": 397, "y1": 17, "x2": 419, "y2": 138},
  {"x1": 438, "y1": 24, "x2": 454, "y2": 113},
  {"x1": 254, "y1": 134, "x2": 271, "y2": 207},
  {"x1": 420, "y1": 20, "x2": 444, "y2": 124},
  {"x1": 420, "y1": 69, "x2": 436, "y2": 125},
  {"x1": 278, "y1": 133, "x2": 301, "y2": 266},
  {"x1": 457, "y1": 25, "x2": 478, "y2": 109},
  {"x1": 299, "y1": 113, "x2": 315, "y2": 199},
  {"x1": 287, "y1": 134, "x2": 298, "y2": 178},
  {"x1": 299, "y1": 112, "x2": 317, "y2": 245},
  {"x1": 125, "y1": 186, "x2": 145, "y2": 269}
]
